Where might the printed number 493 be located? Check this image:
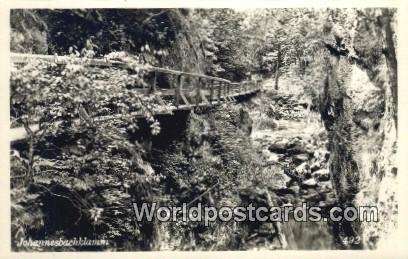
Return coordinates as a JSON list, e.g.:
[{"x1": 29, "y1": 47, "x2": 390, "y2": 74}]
[{"x1": 341, "y1": 236, "x2": 361, "y2": 245}]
